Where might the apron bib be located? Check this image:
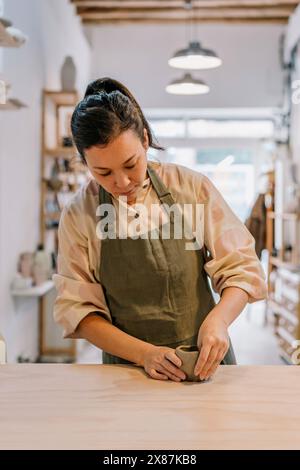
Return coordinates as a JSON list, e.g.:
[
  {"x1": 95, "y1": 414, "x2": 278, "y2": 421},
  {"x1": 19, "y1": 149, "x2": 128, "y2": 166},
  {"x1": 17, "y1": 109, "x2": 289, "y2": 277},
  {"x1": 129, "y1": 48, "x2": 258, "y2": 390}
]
[{"x1": 98, "y1": 163, "x2": 236, "y2": 365}]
